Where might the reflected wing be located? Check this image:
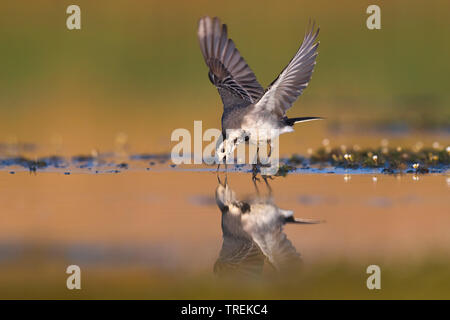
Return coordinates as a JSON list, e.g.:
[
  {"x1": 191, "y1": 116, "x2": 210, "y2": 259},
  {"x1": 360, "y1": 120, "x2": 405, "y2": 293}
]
[
  {"x1": 198, "y1": 16, "x2": 264, "y2": 108},
  {"x1": 254, "y1": 22, "x2": 319, "y2": 116},
  {"x1": 214, "y1": 237, "x2": 265, "y2": 277},
  {"x1": 254, "y1": 232, "x2": 302, "y2": 271},
  {"x1": 271, "y1": 234, "x2": 302, "y2": 270}
]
